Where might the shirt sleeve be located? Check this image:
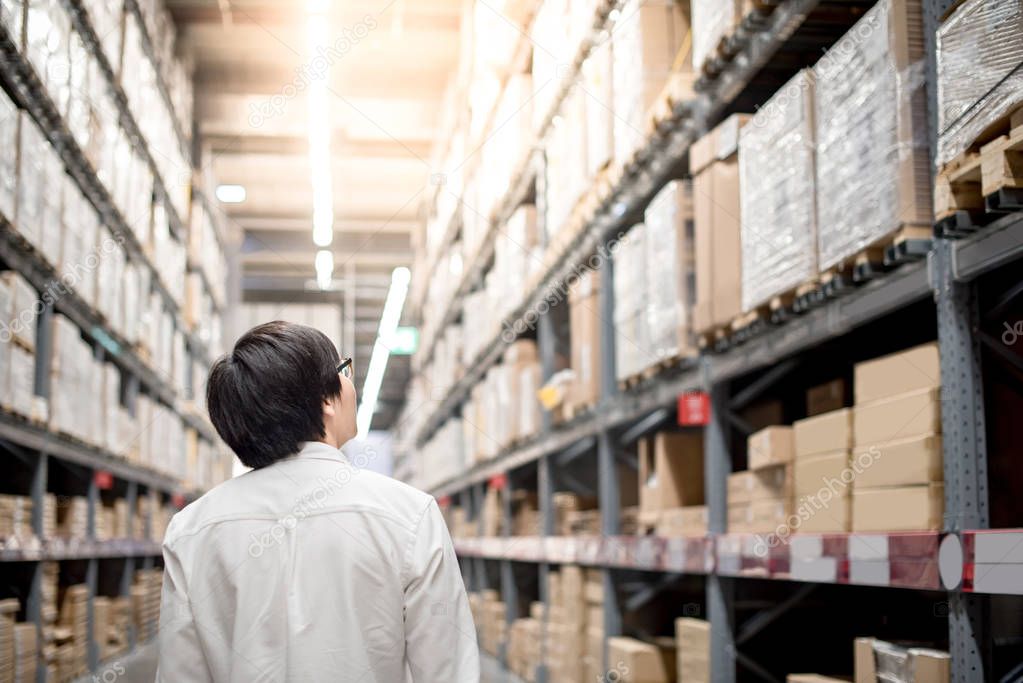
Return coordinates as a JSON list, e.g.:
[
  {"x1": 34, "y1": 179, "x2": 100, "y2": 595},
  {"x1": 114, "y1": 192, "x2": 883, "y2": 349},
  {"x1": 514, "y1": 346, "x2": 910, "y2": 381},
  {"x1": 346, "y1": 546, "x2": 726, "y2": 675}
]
[
  {"x1": 156, "y1": 540, "x2": 214, "y2": 683},
  {"x1": 402, "y1": 499, "x2": 480, "y2": 682}
]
